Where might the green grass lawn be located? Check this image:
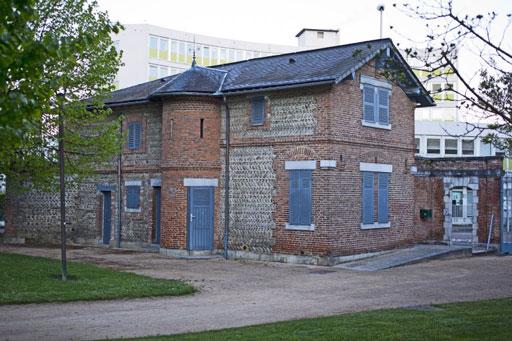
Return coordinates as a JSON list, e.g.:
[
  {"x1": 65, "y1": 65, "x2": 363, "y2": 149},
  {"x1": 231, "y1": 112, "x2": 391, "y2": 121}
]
[
  {"x1": 130, "y1": 297, "x2": 512, "y2": 340},
  {"x1": 0, "y1": 252, "x2": 196, "y2": 304}
]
